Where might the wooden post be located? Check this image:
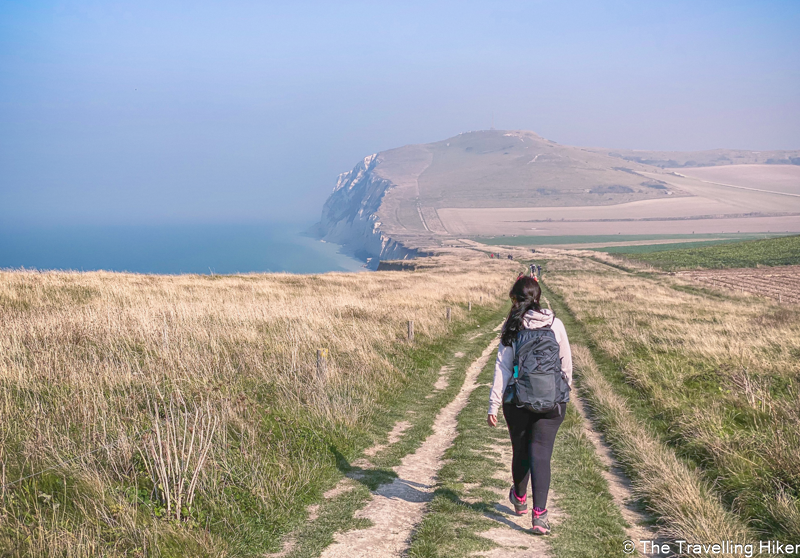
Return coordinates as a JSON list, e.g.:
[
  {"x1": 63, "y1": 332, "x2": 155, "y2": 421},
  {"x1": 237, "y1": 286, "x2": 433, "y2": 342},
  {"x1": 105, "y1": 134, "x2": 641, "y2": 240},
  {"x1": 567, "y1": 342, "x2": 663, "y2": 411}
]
[
  {"x1": 468, "y1": 301, "x2": 472, "y2": 311},
  {"x1": 407, "y1": 320, "x2": 414, "y2": 341},
  {"x1": 316, "y1": 349, "x2": 328, "y2": 381},
  {"x1": 446, "y1": 307, "x2": 451, "y2": 322}
]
